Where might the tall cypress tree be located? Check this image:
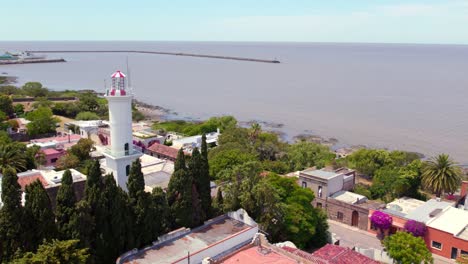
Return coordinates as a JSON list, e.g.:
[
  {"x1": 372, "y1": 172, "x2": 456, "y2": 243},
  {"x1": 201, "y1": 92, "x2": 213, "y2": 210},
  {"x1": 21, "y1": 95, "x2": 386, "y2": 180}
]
[
  {"x1": 55, "y1": 169, "x2": 77, "y2": 240},
  {"x1": 127, "y1": 158, "x2": 145, "y2": 201},
  {"x1": 0, "y1": 168, "x2": 24, "y2": 262},
  {"x1": 85, "y1": 159, "x2": 103, "y2": 205},
  {"x1": 96, "y1": 174, "x2": 134, "y2": 263},
  {"x1": 167, "y1": 149, "x2": 194, "y2": 228},
  {"x1": 151, "y1": 187, "x2": 169, "y2": 234},
  {"x1": 24, "y1": 180, "x2": 56, "y2": 251},
  {"x1": 200, "y1": 134, "x2": 213, "y2": 218},
  {"x1": 69, "y1": 200, "x2": 94, "y2": 251},
  {"x1": 214, "y1": 187, "x2": 224, "y2": 215},
  {"x1": 188, "y1": 148, "x2": 204, "y2": 226}
]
